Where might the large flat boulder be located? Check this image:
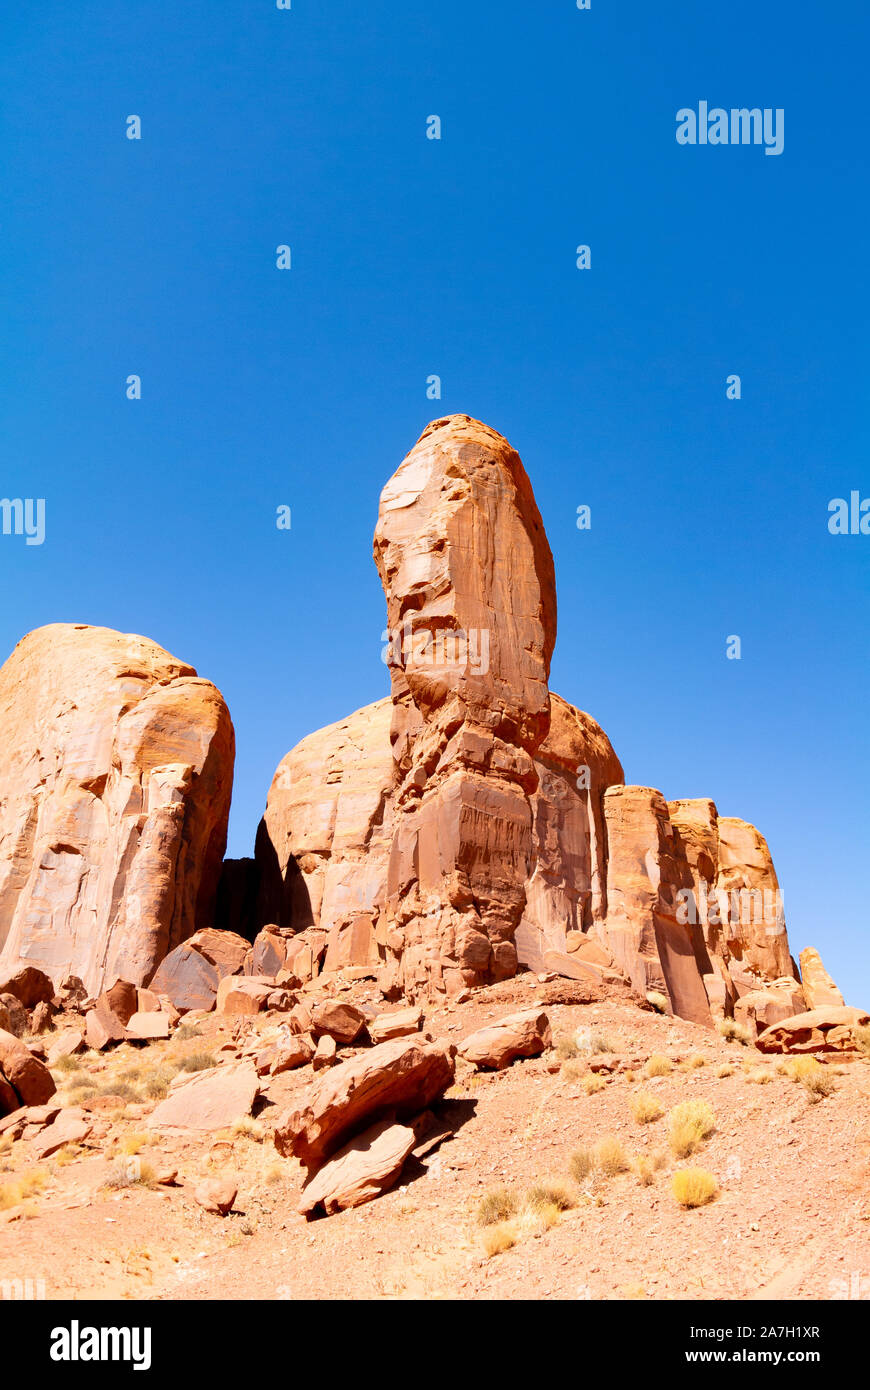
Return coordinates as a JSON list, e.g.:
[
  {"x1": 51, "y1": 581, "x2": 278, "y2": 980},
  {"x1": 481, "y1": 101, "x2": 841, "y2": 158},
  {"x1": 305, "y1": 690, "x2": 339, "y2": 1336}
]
[
  {"x1": 273, "y1": 1035, "x2": 455, "y2": 1170},
  {"x1": 458, "y1": 1008, "x2": 552, "y2": 1070},
  {"x1": 147, "y1": 1060, "x2": 259, "y2": 1134},
  {"x1": 756, "y1": 1006, "x2": 869, "y2": 1054}
]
